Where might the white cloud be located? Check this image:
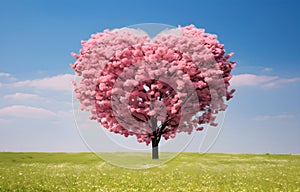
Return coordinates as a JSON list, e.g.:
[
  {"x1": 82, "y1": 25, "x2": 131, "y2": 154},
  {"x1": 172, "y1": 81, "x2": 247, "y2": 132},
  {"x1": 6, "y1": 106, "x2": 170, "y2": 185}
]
[
  {"x1": 3, "y1": 93, "x2": 42, "y2": 101},
  {"x1": 0, "y1": 72, "x2": 11, "y2": 77},
  {"x1": 231, "y1": 74, "x2": 278, "y2": 87},
  {"x1": 231, "y1": 74, "x2": 300, "y2": 88},
  {"x1": 263, "y1": 77, "x2": 300, "y2": 88},
  {"x1": 0, "y1": 105, "x2": 56, "y2": 119},
  {"x1": 13, "y1": 74, "x2": 74, "y2": 91},
  {"x1": 0, "y1": 72, "x2": 16, "y2": 81},
  {"x1": 262, "y1": 67, "x2": 273, "y2": 72},
  {"x1": 255, "y1": 113, "x2": 296, "y2": 121}
]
